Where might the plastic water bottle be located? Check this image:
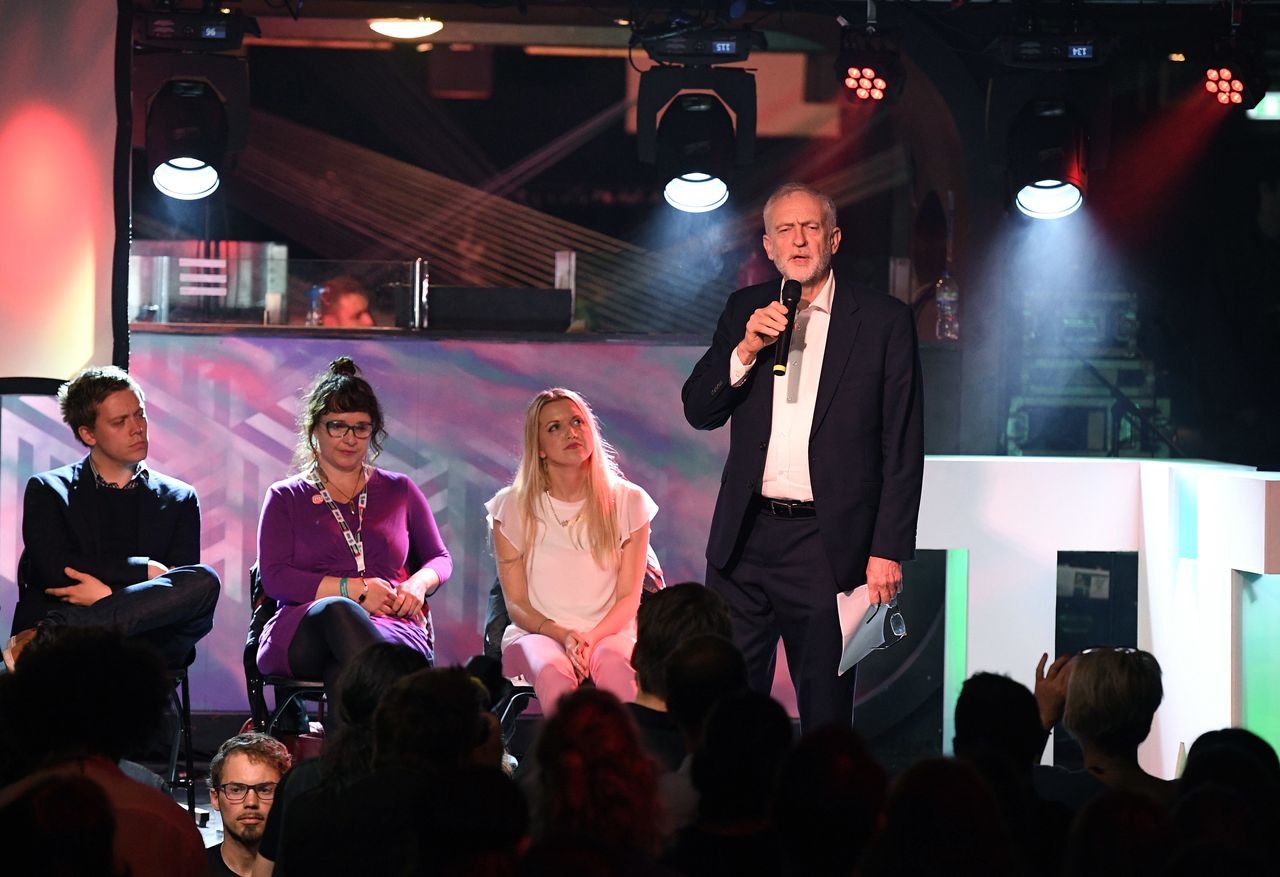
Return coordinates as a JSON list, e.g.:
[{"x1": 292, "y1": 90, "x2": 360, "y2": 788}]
[
  {"x1": 304, "y1": 285, "x2": 324, "y2": 327},
  {"x1": 935, "y1": 272, "x2": 960, "y2": 341}
]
